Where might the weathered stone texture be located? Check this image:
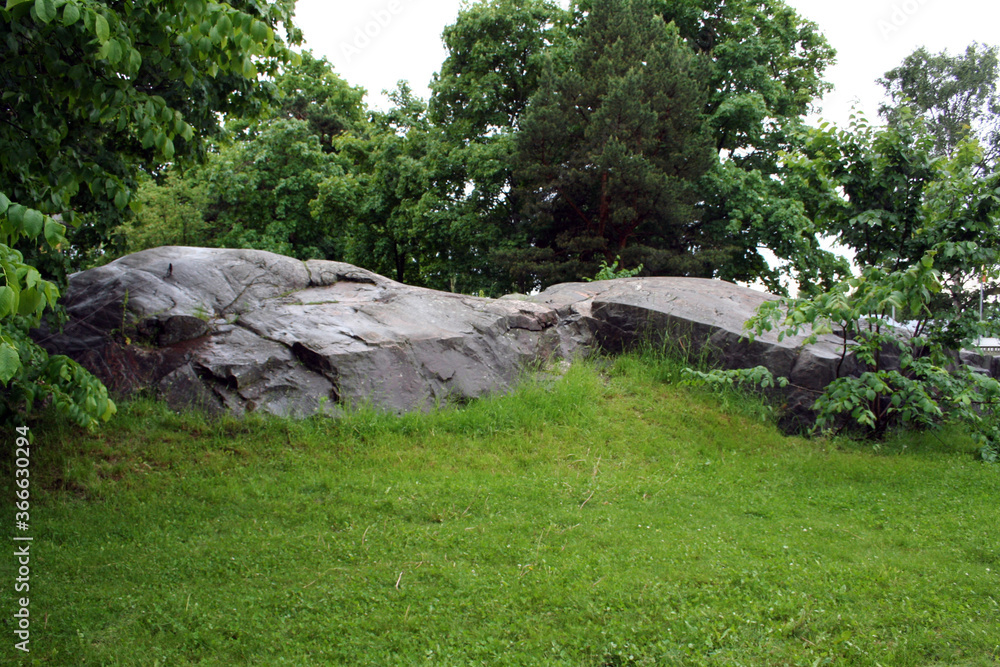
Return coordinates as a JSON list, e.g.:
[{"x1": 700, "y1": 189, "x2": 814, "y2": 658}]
[
  {"x1": 40, "y1": 247, "x2": 861, "y2": 425},
  {"x1": 41, "y1": 247, "x2": 564, "y2": 416}
]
